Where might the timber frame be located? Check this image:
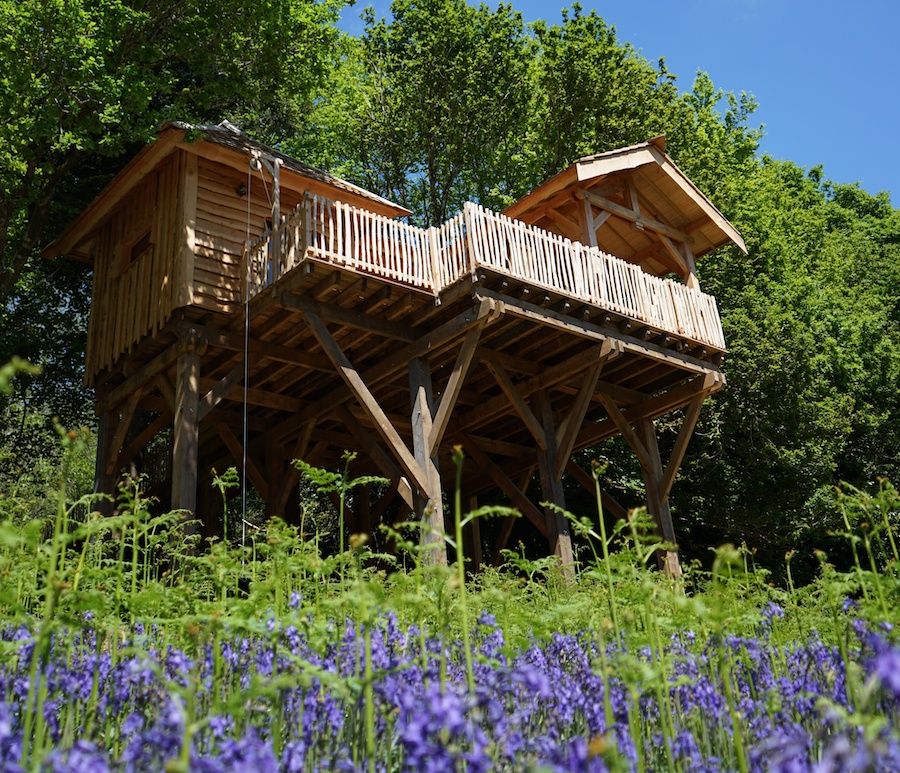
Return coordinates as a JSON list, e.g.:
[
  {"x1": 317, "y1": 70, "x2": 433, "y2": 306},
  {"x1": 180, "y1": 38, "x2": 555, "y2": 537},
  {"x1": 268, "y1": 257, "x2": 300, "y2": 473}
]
[{"x1": 50, "y1": 123, "x2": 746, "y2": 577}]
